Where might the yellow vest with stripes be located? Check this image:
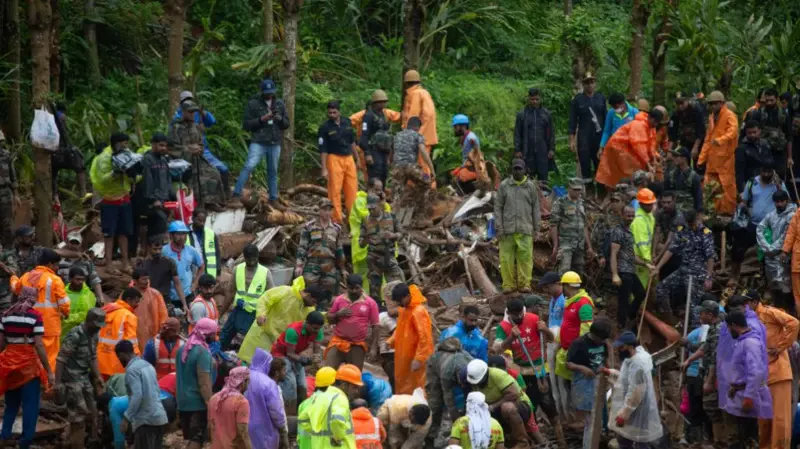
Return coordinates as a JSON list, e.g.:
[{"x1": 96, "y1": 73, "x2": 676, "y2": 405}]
[
  {"x1": 234, "y1": 263, "x2": 269, "y2": 313},
  {"x1": 187, "y1": 228, "x2": 218, "y2": 278}
]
